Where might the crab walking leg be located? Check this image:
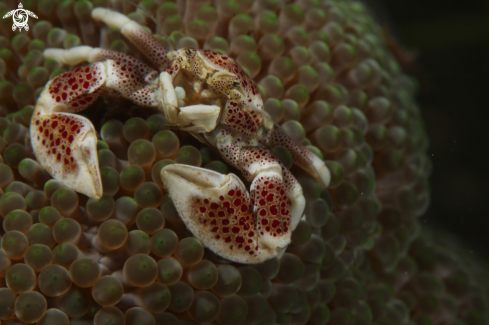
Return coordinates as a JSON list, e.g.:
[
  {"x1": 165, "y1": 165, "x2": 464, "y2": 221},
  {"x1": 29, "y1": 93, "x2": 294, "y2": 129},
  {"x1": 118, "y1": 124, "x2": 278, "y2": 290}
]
[
  {"x1": 43, "y1": 47, "x2": 159, "y2": 83},
  {"x1": 214, "y1": 129, "x2": 305, "y2": 230},
  {"x1": 262, "y1": 127, "x2": 331, "y2": 187},
  {"x1": 91, "y1": 7, "x2": 171, "y2": 71}
]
